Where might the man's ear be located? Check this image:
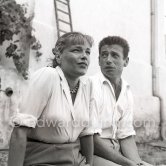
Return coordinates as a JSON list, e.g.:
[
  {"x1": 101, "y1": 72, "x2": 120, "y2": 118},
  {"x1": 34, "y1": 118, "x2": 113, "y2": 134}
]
[
  {"x1": 98, "y1": 56, "x2": 101, "y2": 66},
  {"x1": 124, "y1": 57, "x2": 129, "y2": 67}
]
